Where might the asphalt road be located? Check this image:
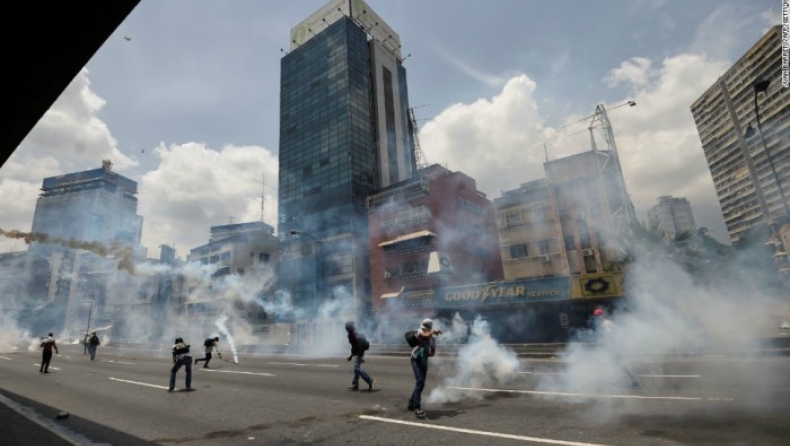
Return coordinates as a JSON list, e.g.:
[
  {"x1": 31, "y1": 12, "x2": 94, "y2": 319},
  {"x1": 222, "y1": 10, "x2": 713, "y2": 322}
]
[{"x1": 1, "y1": 343, "x2": 788, "y2": 446}]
